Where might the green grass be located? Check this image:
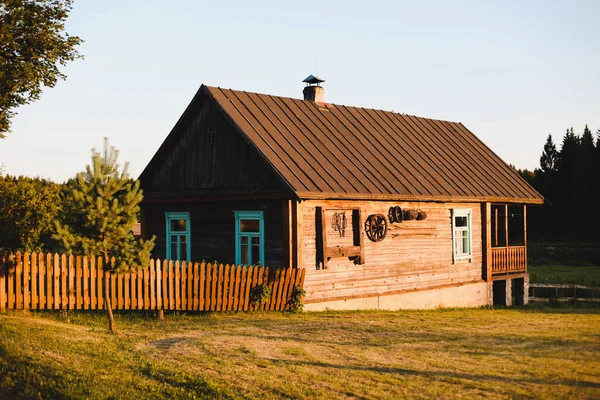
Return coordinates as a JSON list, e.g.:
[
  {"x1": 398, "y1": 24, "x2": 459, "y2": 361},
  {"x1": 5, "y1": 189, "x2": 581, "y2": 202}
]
[
  {"x1": 1, "y1": 308, "x2": 599, "y2": 399},
  {"x1": 529, "y1": 264, "x2": 600, "y2": 287}
]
